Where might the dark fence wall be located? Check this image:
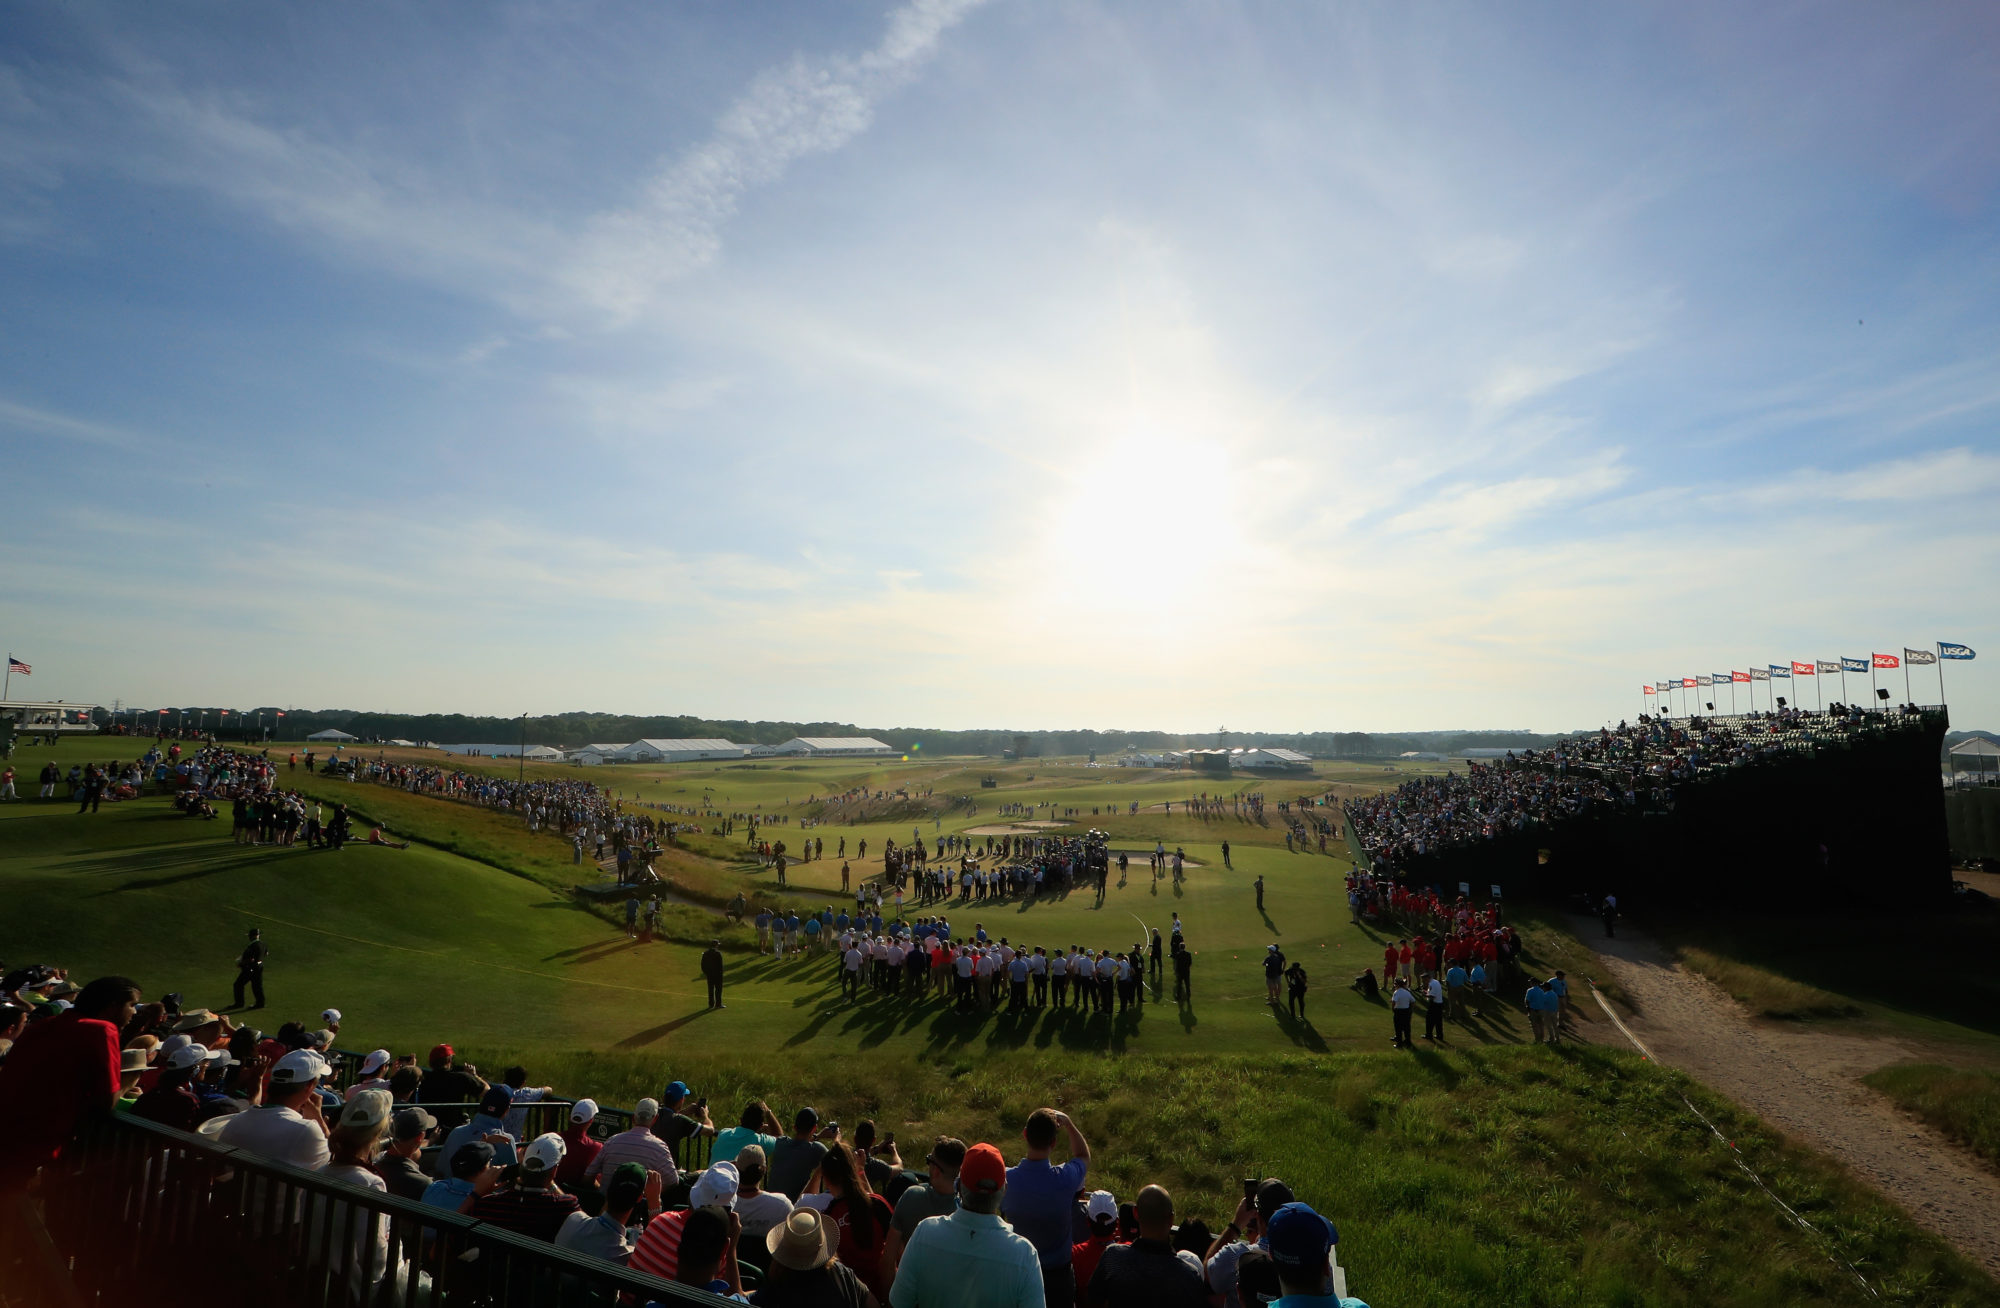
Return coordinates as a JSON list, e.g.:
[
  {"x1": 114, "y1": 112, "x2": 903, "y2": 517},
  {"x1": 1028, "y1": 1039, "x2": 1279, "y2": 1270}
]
[
  {"x1": 1945, "y1": 786, "x2": 2000, "y2": 861},
  {"x1": 1375, "y1": 716, "x2": 1952, "y2": 912}
]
